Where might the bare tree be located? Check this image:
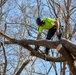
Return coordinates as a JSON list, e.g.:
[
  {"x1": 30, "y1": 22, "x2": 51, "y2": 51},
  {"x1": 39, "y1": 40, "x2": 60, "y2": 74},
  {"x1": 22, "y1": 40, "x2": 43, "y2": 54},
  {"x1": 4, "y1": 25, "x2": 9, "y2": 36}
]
[{"x1": 0, "y1": 0, "x2": 76, "y2": 75}]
